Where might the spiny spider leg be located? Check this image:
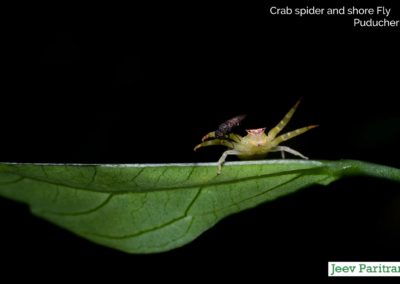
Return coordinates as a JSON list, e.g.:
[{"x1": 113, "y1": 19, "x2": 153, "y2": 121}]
[
  {"x1": 201, "y1": 131, "x2": 215, "y2": 141},
  {"x1": 226, "y1": 133, "x2": 242, "y2": 143},
  {"x1": 194, "y1": 139, "x2": 234, "y2": 152},
  {"x1": 202, "y1": 132, "x2": 242, "y2": 143},
  {"x1": 270, "y1": 146, "x2": 308, "y2": 159},
  {"x1": 271, "y1": 125, "x2": 318, "y2": 147},
  {"x1": 267, "y1": 98, "x2": 302, "y2": 139},
  {"x1": 217, "y1": 150, "x2": 241, "y2": 175}
]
